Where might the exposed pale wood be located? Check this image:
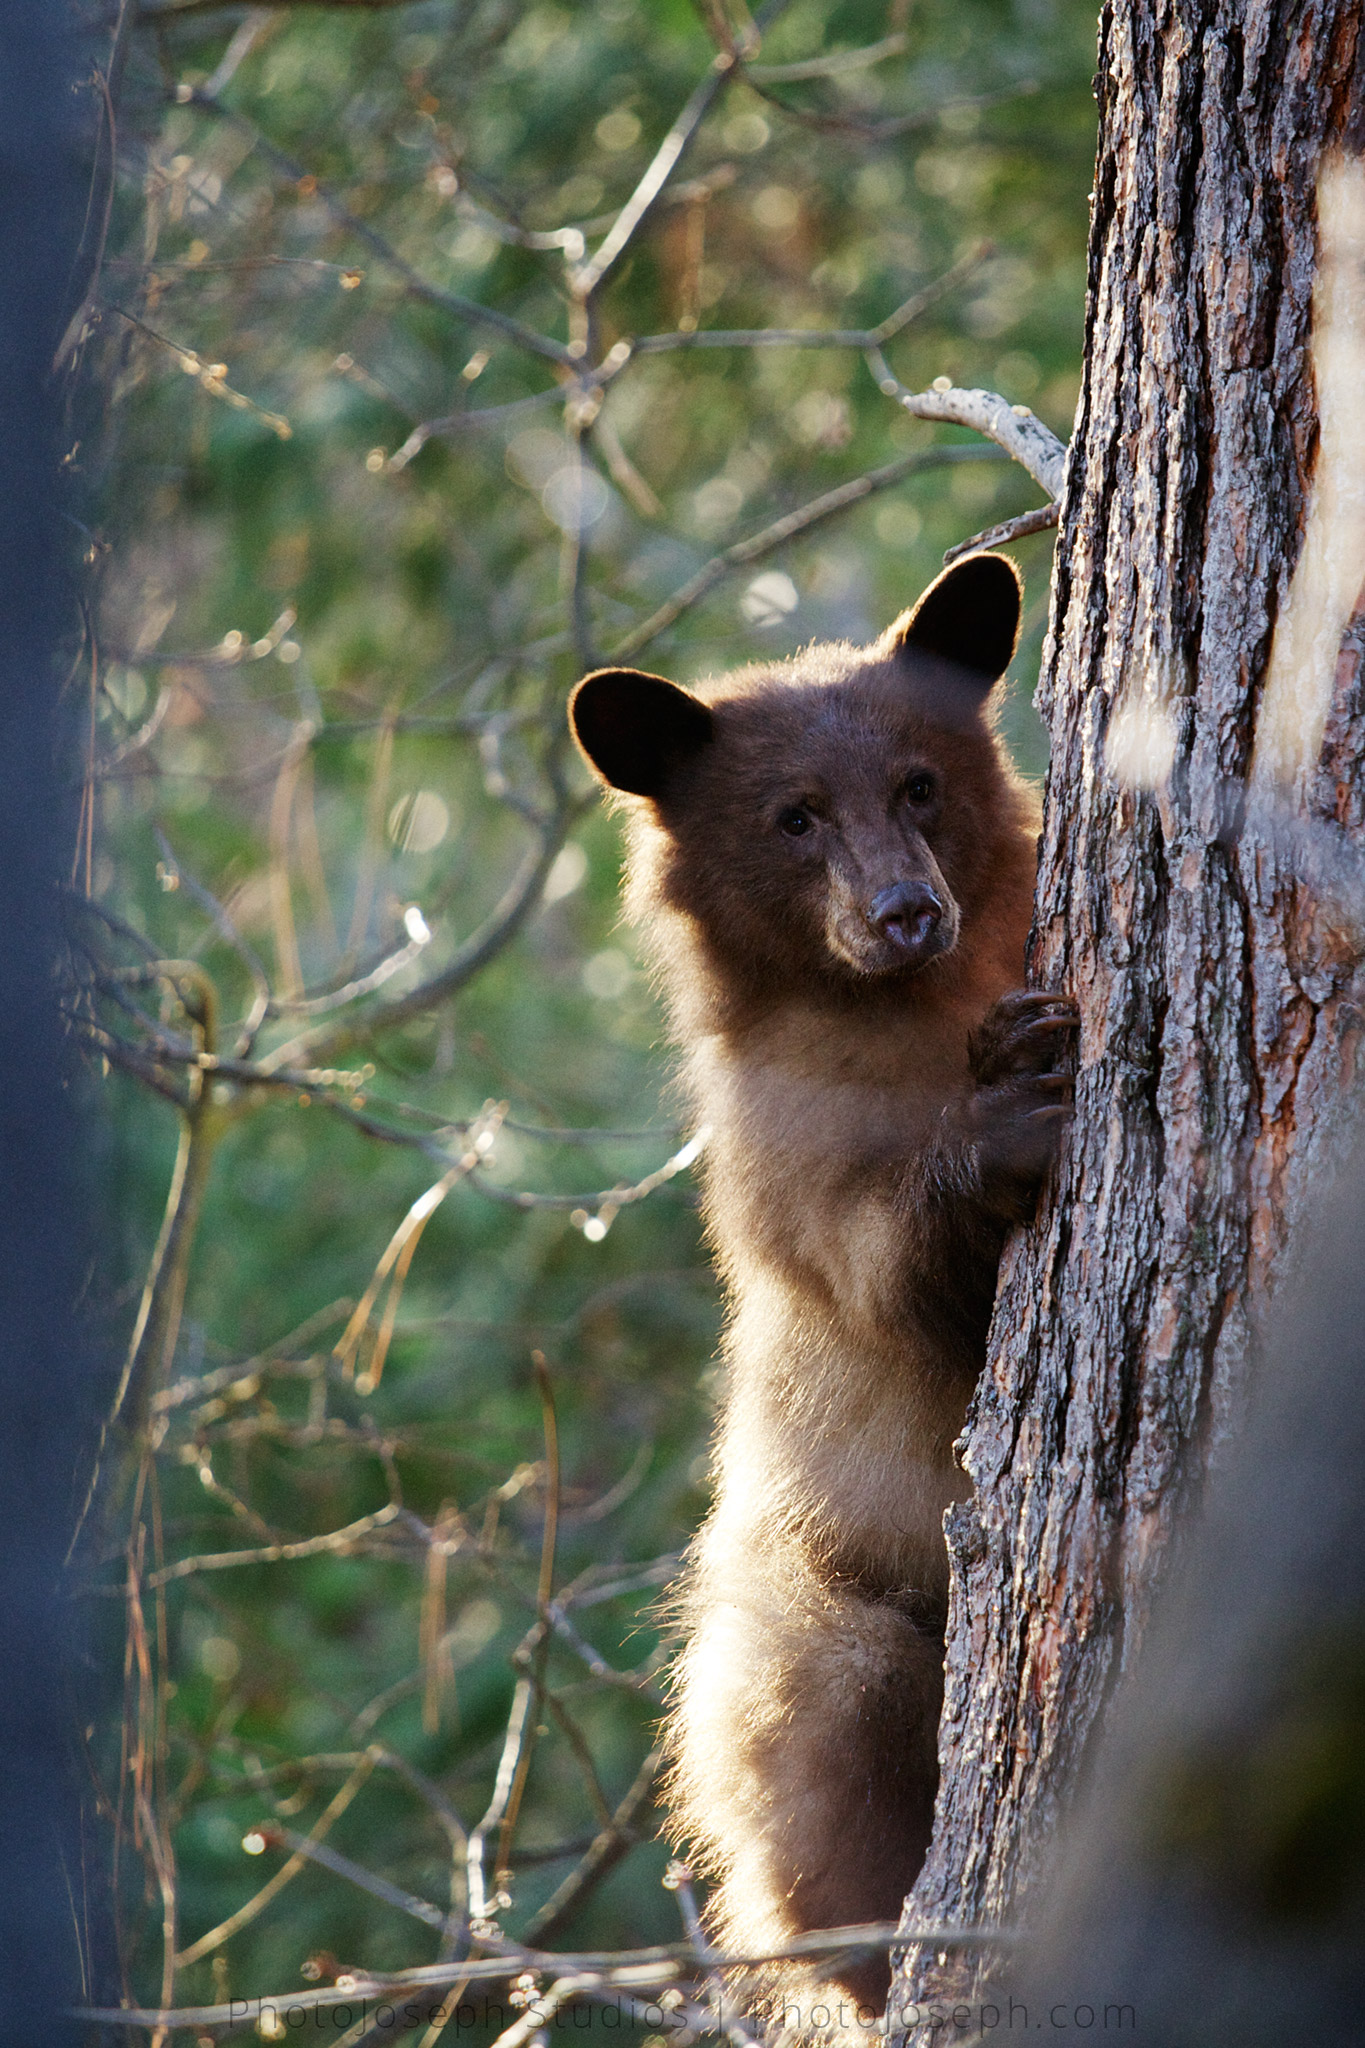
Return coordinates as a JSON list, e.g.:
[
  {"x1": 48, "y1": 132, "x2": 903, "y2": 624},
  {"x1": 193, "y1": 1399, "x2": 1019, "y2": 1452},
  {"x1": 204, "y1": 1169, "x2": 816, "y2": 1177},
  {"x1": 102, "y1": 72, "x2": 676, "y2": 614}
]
[{"x1": 894, "y1": 3, "x2": 1365, "y2": 2019}]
